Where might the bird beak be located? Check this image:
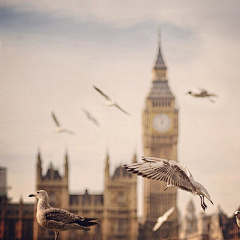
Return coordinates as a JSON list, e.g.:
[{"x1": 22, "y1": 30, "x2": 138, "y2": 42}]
[{"x1": 29, "y1": 193, "x2": 35, "y2": 197}]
